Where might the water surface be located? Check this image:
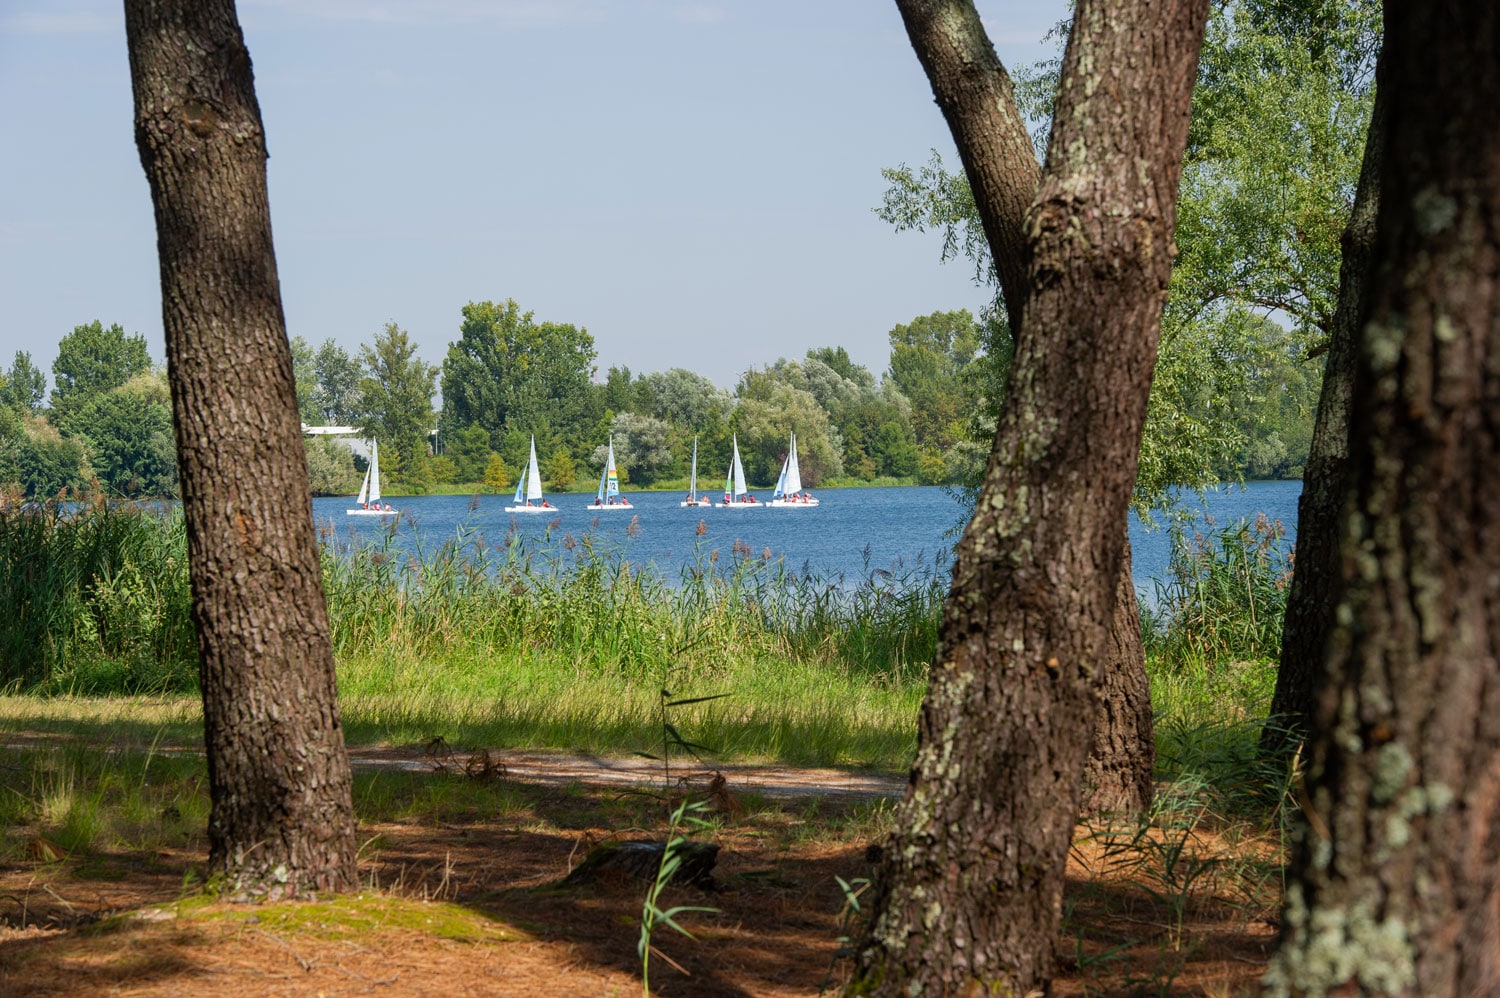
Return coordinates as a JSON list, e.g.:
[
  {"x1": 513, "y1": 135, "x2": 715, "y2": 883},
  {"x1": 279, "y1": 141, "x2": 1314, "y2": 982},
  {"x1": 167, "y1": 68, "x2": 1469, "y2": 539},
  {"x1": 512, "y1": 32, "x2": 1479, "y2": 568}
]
[{"x1": 313, "y1": 480, "x2": 1303, "y2": 593}]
